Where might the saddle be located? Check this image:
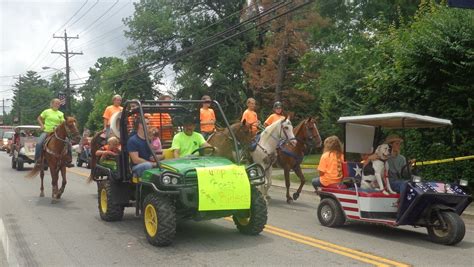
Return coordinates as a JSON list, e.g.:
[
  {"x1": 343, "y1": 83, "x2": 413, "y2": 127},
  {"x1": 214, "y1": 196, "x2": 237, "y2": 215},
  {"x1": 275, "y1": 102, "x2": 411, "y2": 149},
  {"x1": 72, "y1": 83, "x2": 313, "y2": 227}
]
[
  {"x1": 249, "y1": 133, "x2": 261, "y2": 152},
  {"x1": 43, "y1": 133, "x2": 68, "y2": 157}
]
